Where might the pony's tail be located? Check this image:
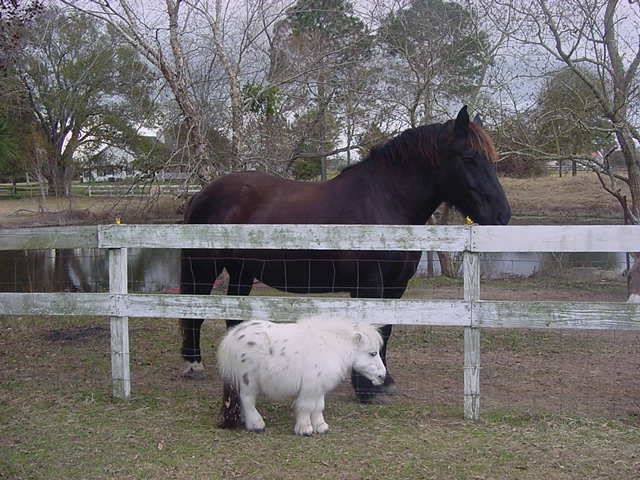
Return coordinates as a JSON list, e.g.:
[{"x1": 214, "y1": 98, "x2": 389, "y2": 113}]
[
  {"x1": 219, "y1": 382, "x2": 242, "y2": 429},
  {"x1": 216, "y1": 330, "x2": 243, "y2": 429}
]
